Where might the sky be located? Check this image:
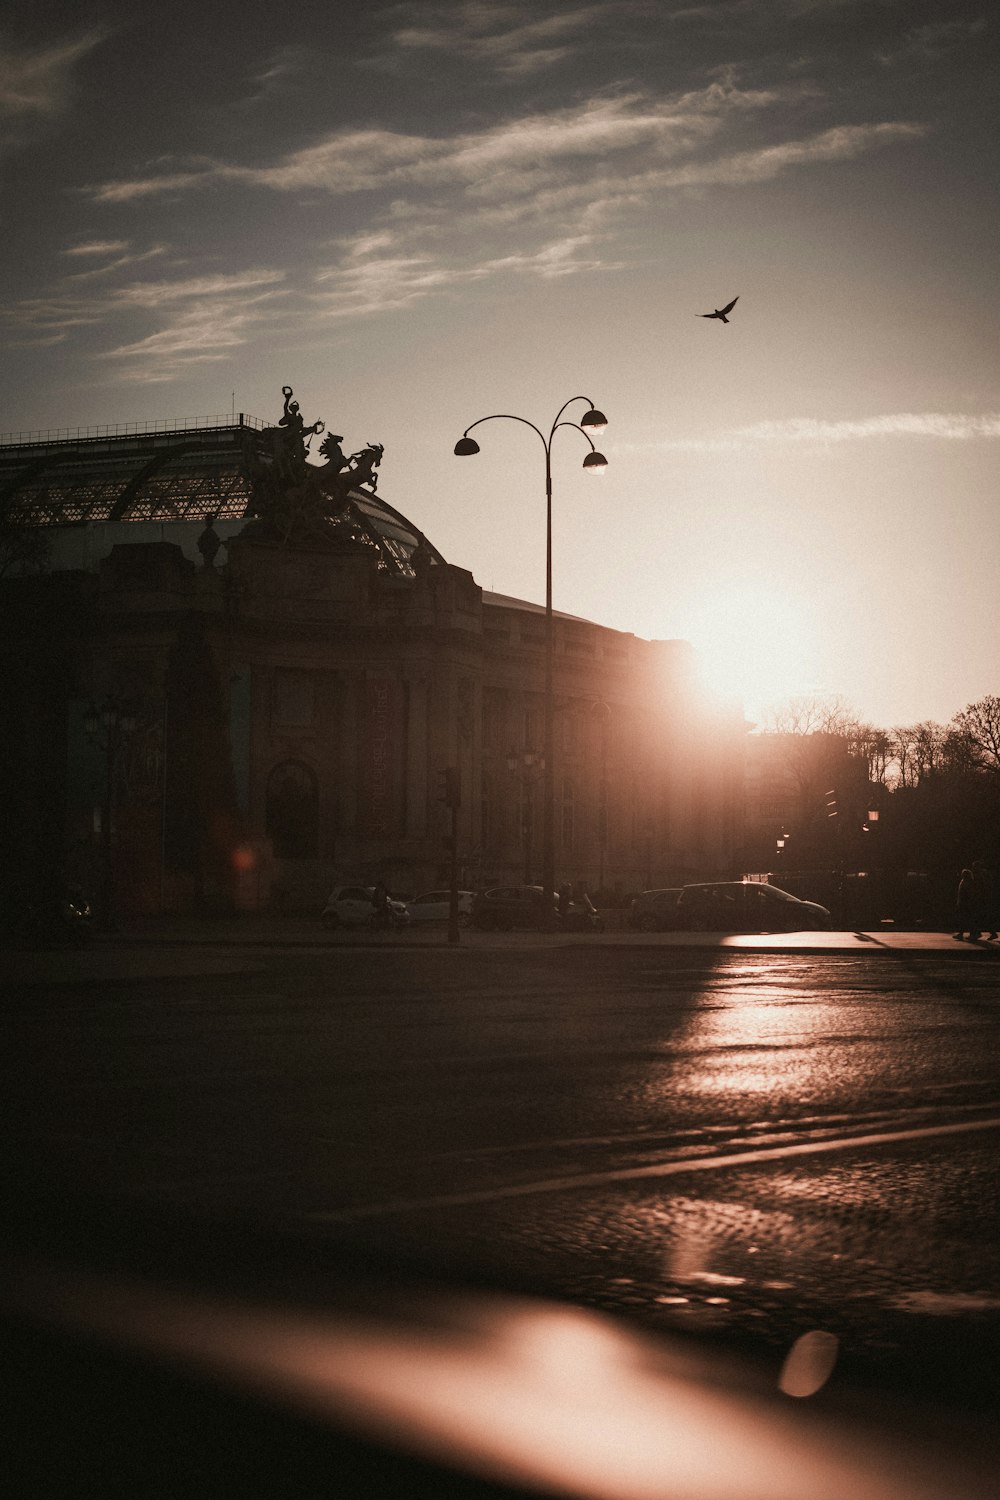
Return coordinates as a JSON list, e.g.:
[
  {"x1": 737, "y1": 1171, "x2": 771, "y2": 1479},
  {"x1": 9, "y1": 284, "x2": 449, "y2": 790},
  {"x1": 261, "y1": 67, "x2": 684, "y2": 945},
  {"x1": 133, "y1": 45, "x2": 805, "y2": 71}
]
[{"x1": 1, "y1": 0, "x2": 997, "y2": 730}]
